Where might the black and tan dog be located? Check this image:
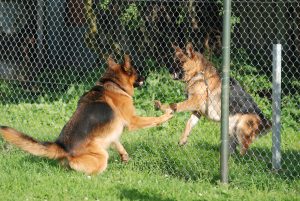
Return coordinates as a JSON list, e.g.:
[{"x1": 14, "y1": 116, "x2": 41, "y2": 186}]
[
  {"x1": 0, "y1": 55, "x2": 173, "y2": 174},
  {"x1": 155, "y1": 43, "x2": 271, "y2": 155}
]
